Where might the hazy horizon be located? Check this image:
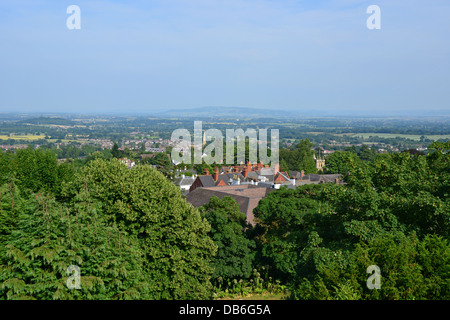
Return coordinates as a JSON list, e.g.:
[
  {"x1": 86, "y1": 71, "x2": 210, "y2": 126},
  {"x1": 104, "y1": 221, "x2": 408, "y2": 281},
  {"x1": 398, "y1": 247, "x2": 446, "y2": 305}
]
[
  {"x1": 1, "y1": 1, "x2": 449, "y2": 116},
  {"x1": 1, "y1": 106, "x2": 449, "y2": 119}
]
